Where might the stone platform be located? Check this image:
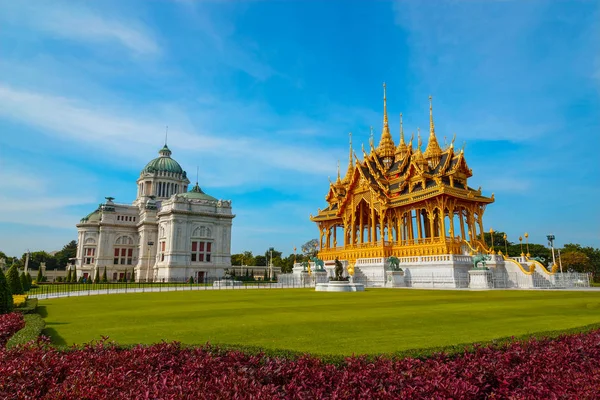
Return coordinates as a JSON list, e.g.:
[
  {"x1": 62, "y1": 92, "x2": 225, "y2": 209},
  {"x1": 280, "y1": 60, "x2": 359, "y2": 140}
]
[{"x1": 315, "y1": 280, "x2": 365, "y2": 292}]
